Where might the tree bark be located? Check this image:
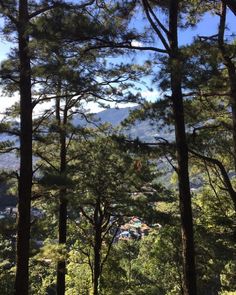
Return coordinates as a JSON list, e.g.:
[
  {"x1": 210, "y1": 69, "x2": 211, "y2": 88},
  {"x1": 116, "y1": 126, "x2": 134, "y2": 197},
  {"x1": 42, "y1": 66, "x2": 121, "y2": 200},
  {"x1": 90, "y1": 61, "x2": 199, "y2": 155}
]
[
  {"x1": 15, "y1": 0, "x2": 32, "y2": 294},
  {"x1": 56, "y1": 96, "x2": 68, "y2": 295},
  {"x1": 56, "y1": 194, "x2": 68, "y2": 295},
  {"x1": 218, "y1": 2, "x2": 236, "y2": 171},
  {"x1": 222, "y1": 0, "x2": 236, "y2": 15},
  {"x1": 93, "y1": 230, "x2": 102, "y2": 295},
  {"x1": 93, "y1": 201, "x2": 102, "y2": 295},
  {"x1": 169, "y1": 1, "x2": 197, "y2": 294}
]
